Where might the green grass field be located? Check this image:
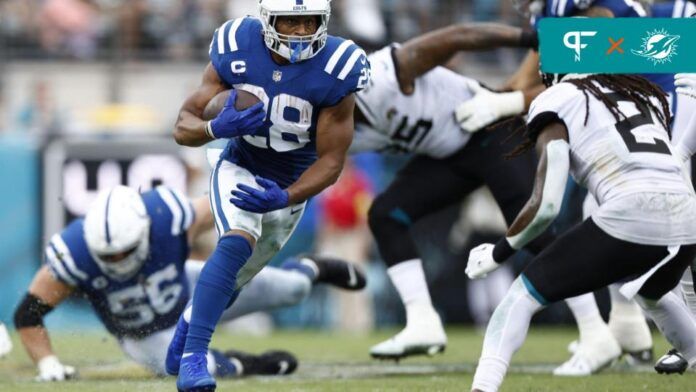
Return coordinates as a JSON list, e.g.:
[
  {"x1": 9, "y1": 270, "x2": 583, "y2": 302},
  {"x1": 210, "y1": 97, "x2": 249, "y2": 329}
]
[{"x1": 1, "y1": 327, "x2": 694, "y2": 391}]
